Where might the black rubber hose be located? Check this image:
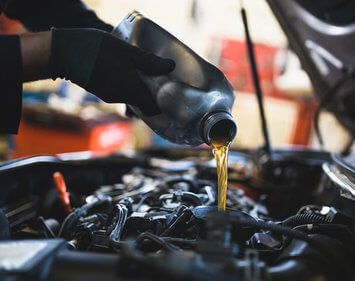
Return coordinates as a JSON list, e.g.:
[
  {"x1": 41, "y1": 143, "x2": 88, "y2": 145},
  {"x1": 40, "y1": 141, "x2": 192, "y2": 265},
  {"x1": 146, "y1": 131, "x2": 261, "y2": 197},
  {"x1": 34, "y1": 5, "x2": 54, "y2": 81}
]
[
  {"x1": 58, "y1": 196, "x2": 109, "y2": 239},
  {"x1": 282, "y1": 213, "x2": 331, "y2": 228},
  {"x1": 136, "y1": 232, "x2": 179, "y2": 252},
  {"x1": 58, "y1": 207, "x2": 91, "y2": 239},
  {"x1": 231, "y1": 215, "x2": 351, "y2": 277},
  {"x1": 159, "y1": 192, "x2": 202, "y2": 206}
]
